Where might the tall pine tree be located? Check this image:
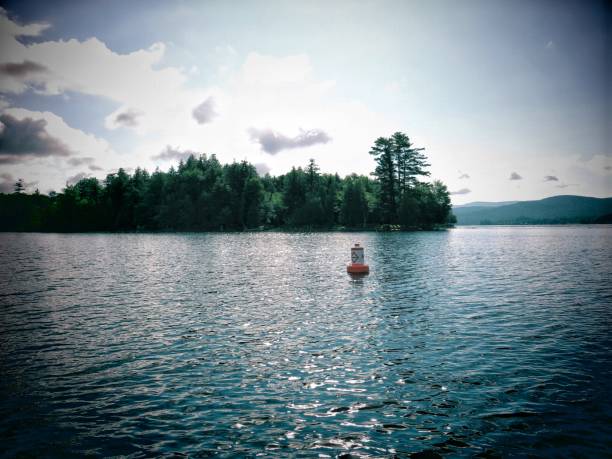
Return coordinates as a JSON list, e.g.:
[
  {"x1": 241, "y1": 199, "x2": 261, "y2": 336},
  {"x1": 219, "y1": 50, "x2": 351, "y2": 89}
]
[
  {"x1": 369, "y1": 137, "x2": 396, "y2": 223},
  {"x1": 390, "y1": 131, "x2": 430, "y2": 198},
  {"x1": 371, "y1": 132, "x2": 431, "y2": 224}
]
